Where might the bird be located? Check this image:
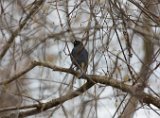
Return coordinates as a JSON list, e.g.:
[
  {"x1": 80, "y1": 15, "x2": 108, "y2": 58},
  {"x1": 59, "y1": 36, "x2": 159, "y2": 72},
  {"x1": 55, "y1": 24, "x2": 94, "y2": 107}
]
[{"x1": 70, "y1": 40, "x2": 88, "y2": 76}]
